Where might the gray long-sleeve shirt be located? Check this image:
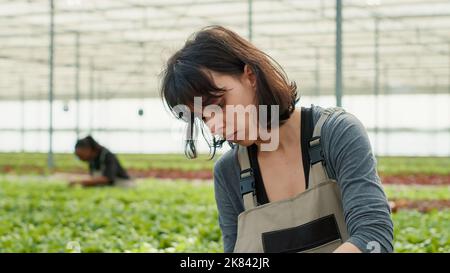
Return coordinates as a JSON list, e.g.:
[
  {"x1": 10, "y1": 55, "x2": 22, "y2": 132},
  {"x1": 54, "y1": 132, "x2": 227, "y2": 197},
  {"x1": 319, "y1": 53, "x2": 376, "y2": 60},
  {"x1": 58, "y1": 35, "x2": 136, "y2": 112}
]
[{"x1": 213, "y1": 105, "x2": 394, "y2": 253}]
